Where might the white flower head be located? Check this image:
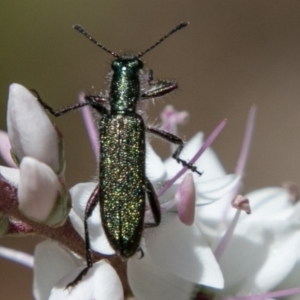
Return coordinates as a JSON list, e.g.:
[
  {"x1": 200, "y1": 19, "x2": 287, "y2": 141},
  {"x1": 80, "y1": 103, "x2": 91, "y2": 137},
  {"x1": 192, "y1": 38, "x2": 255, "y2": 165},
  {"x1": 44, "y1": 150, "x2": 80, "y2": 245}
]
[
  {"x1": 66, "y1": 102, "x2": 242, "y2": 299},
  {"x1": 18, "y1": 157, "x2": 70, "y2": 226},
  {"x1": 2, "y1": 87, "x2": 300, "y2": 300},
  {"x1": 7, "y1": 84, "x2": 65, "y2": 175},
  {"x1": 0, "y1": 84, "x2": 70, "y2": 229},
  {"x1": 34, "y1": 240, "x2": 123, "y2": 300}
]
